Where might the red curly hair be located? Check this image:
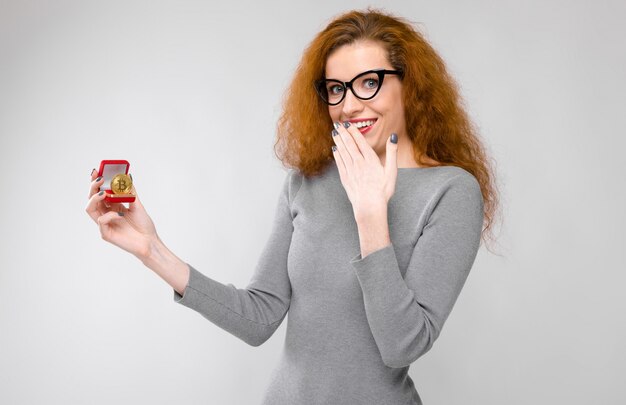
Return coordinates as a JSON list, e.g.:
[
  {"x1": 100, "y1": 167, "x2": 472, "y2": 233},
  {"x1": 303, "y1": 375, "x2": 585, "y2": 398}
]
[{"x1": 274, "y1": 8, "x2": 501, "y2": 254}]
